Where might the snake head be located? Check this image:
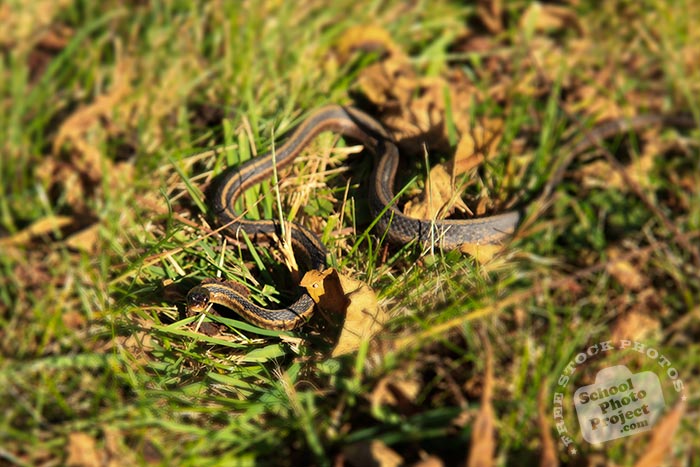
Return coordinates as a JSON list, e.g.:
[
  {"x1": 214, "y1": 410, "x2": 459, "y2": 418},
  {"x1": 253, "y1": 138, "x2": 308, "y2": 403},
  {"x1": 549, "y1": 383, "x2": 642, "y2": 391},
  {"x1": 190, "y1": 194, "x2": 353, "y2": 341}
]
[{"x1": 186, "y1": 286, "x2": 211, "y2": 314}]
